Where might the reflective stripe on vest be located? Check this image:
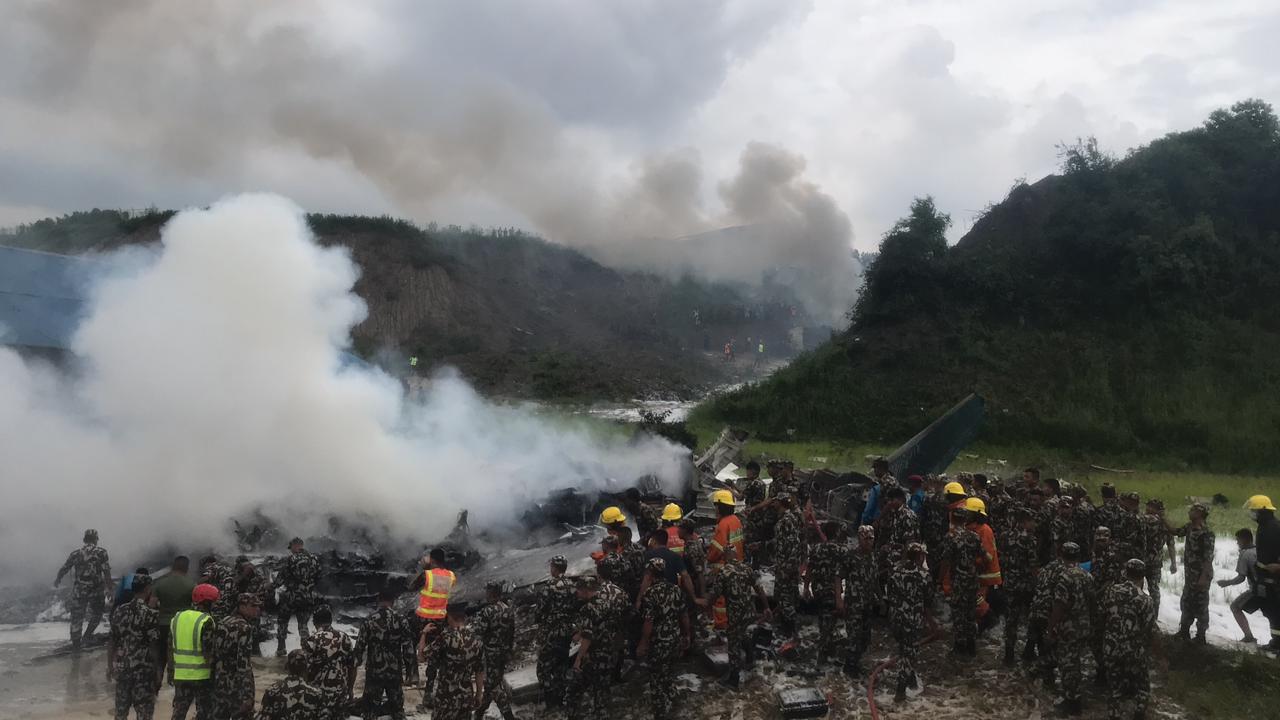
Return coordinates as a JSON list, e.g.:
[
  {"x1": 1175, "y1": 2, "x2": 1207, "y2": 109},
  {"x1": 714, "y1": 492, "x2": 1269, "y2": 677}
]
[
  {"x1": 170, "y1": 610, "x2": 211, "y2": 681},
  {"x1": 416, "y1": 568, "x2": 456, "y2": 619},
  {"x1": 666, "y1": 527, "x2": 685, "y2": 555}
]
